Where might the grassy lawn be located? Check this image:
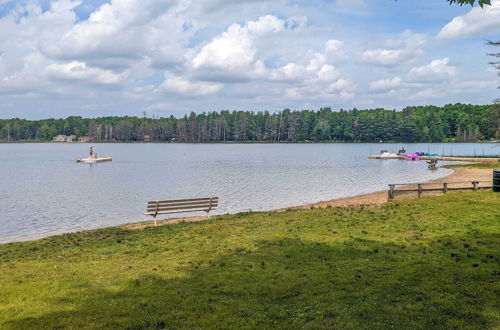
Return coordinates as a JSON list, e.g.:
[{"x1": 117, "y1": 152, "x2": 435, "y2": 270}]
[
  {"x1": 445, "y1": 162, "x2": 500, "y2": 169},
  {"x1": 0, "y1": 191, "x2": 499, "y2": 329}
]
